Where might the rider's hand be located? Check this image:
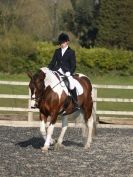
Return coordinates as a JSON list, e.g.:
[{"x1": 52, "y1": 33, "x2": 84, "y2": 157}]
[{"x1": 65, "y1": 72, "x2": 70, "y2": 77}]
